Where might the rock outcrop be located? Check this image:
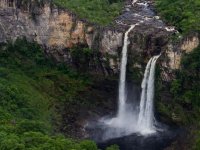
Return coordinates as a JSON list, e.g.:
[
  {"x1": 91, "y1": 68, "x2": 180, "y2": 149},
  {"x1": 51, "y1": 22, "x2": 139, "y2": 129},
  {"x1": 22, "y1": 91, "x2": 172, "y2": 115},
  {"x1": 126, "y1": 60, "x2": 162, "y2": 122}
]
[
  {"x1": 0, "y1": 0, "x2": 199, "y2": 77},
  {"x1": 0, "y1": 0, "x2": 122, "y2": 74},
  {"x1": 165, "y1": 33, "x2": 199, "y2": 70}
]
